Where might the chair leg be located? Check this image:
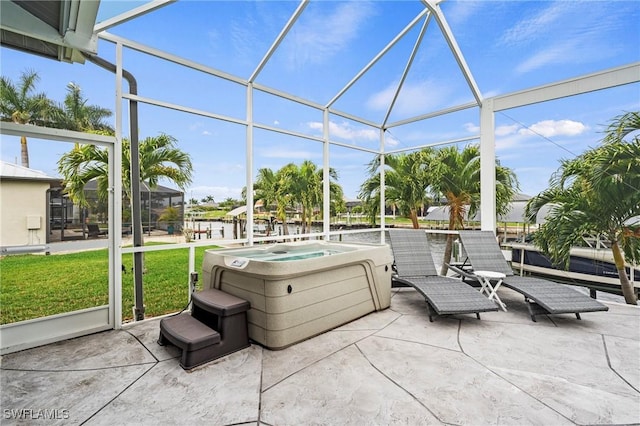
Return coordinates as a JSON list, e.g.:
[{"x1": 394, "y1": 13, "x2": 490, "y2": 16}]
[
  {"x1": 575, "y1": 313, "x2": 581, "y2": 320},
  {"x1": 425, "y1": 302, "x2": 435, "y2": 322}
]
